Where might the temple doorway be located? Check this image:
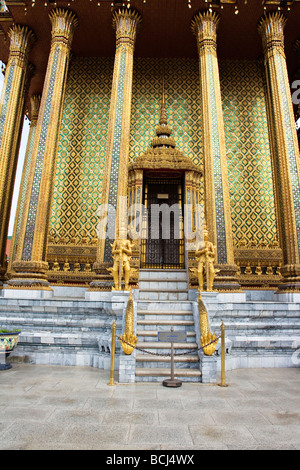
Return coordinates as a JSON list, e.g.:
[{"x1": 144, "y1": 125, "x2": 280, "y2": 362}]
[{"x1": 140, "y1": 174, "x2": 185, "y2": 269}]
